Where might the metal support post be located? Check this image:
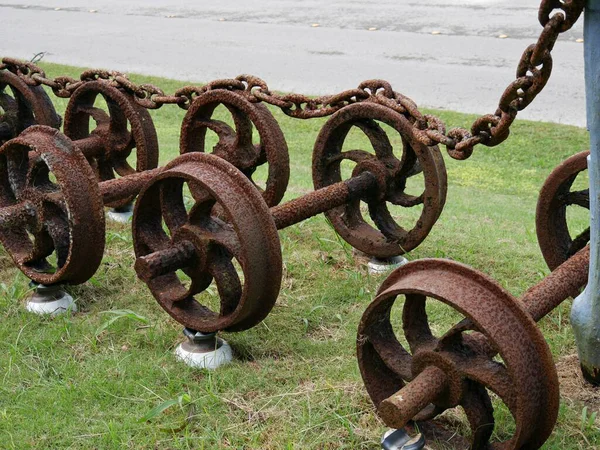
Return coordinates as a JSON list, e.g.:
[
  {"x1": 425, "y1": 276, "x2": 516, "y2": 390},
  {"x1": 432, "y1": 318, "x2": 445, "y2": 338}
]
[{"x1": 572, "y1": 0, "x2": 600, "y2": 384}]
